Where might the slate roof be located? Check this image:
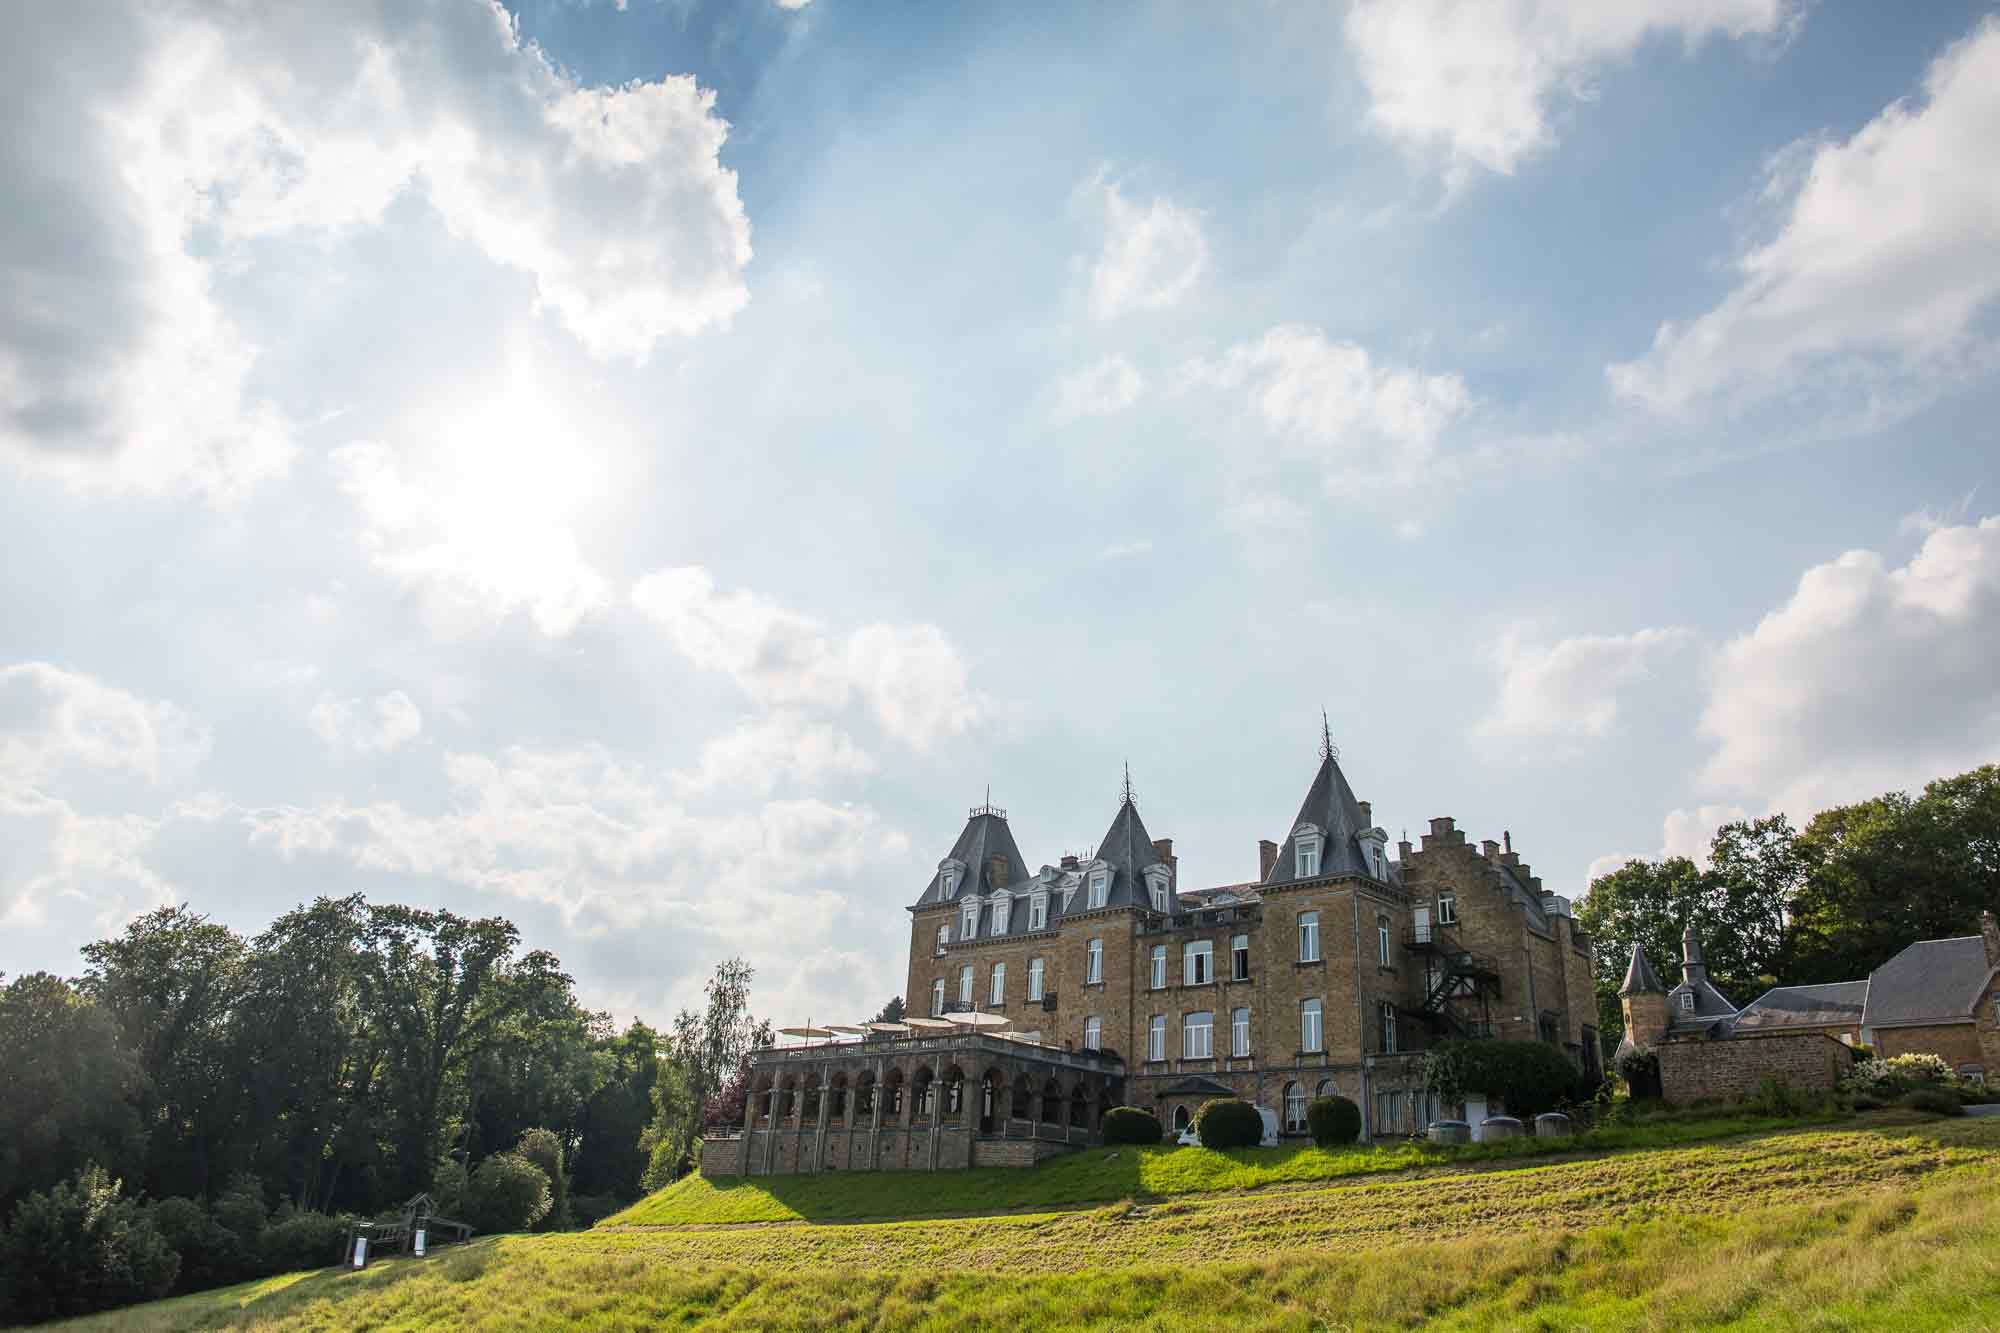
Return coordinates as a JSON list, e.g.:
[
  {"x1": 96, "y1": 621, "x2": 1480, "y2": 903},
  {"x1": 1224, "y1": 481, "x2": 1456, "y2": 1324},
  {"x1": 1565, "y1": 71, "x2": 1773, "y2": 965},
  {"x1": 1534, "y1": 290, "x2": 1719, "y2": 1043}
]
[
  {"x1": 1862, "y1": 936, "x2": 1996, "y2": 1029},
  {"x1": 1618, "y1": 944, "x2": 1664, "y2": 996},
  {"x1": 910, "y1": 810, "x2": 1029, "y2": 909},
  {"x1": 1087, "y1": 797, "x2": 1170, "y2": 911},
  {"x1": 1262, "y1": 752, "x2": 1377, "y2": 887},
  {"x1": 1732, "y1": 980, "x2": 1869, "y2": 1032}
]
